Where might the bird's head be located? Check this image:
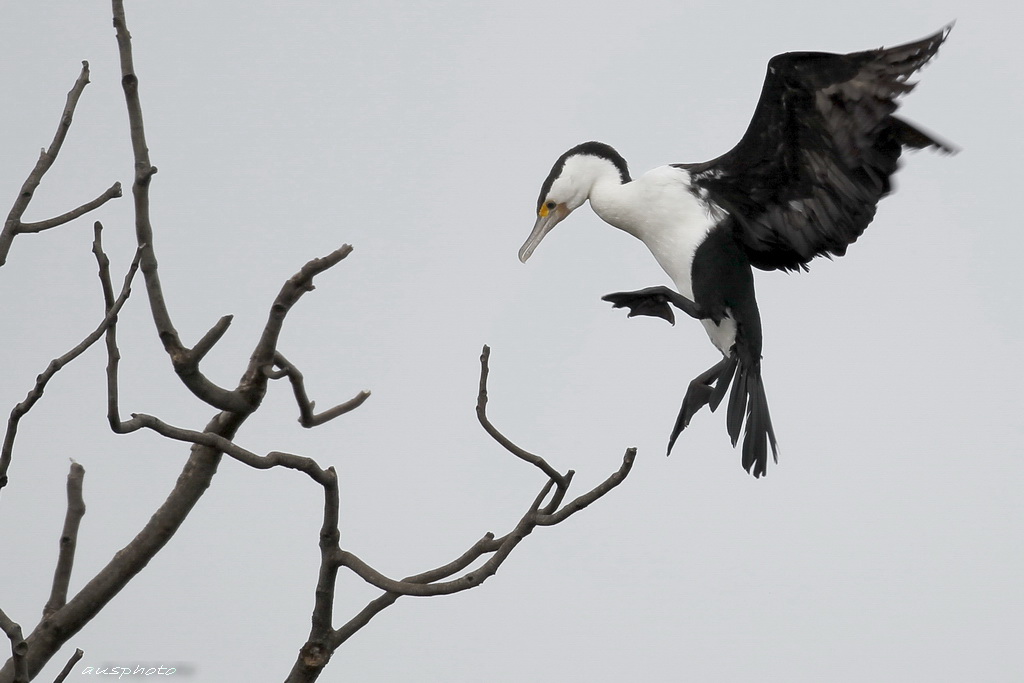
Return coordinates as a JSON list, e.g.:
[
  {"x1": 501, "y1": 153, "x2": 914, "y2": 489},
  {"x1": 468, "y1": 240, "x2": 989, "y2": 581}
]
[{"x1": 518, "y1": 141, "x2": 630, "y2": 263}]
